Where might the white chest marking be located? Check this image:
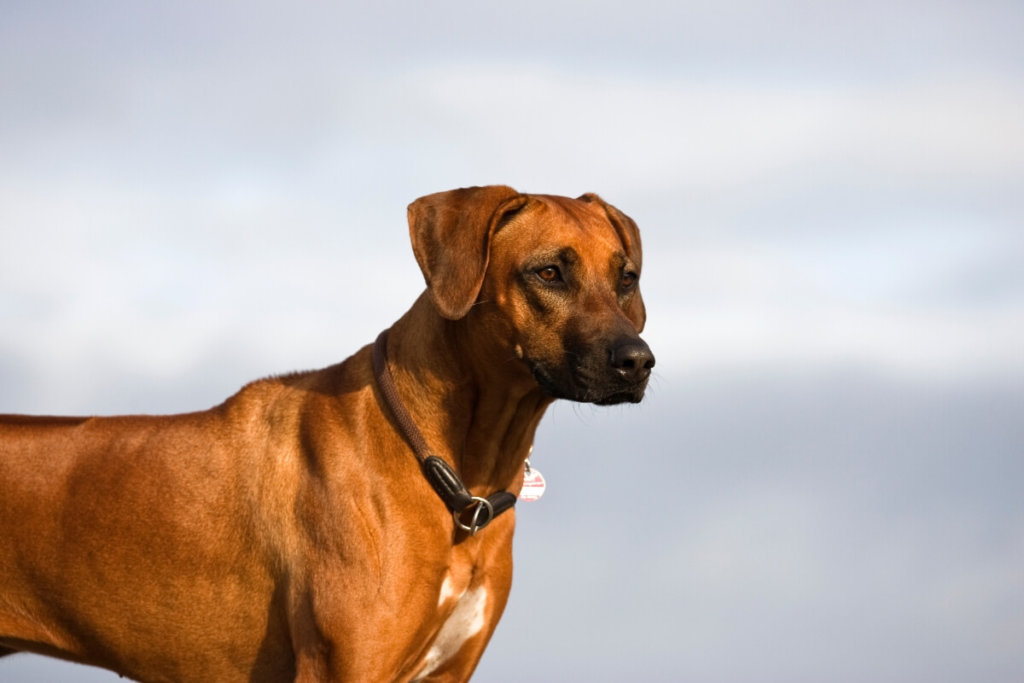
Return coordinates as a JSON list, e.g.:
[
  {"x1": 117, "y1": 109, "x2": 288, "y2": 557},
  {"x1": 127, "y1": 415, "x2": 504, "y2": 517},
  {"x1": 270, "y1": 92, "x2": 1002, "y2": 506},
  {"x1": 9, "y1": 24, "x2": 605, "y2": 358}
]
[
  {"x1": 415, "y1": 585, "x2": 488, "y2": 680},
  {"x1": 438, "y1": 575, "x2": 456, "y2": 606}
]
